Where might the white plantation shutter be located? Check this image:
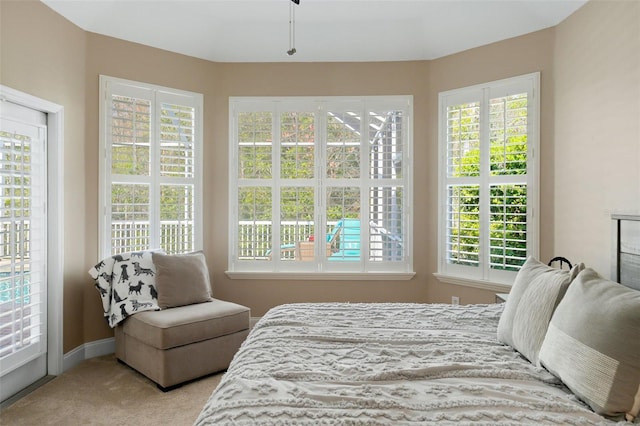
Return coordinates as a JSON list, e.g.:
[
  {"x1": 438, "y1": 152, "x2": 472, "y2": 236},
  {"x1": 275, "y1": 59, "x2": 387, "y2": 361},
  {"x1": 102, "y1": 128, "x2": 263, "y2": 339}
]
[
  {"x1": 100, "y1": 76, "x2": 202, "y2": 257},
  {"x1": 445, "y1": 99, "x2": 481, "y2": 269},
  {"x1": 439, "y1": 74, "x2": 539, "y2": 284},
  {"x1": 488, "y1": 92, "x2": 529, "y2": 271},
  {"x1": 229, "y1": 97, "x2": 412, "y2": 274},
  {"x1": 280, "y1": 109, "x2": 316, "y2": 257},
  {"x1": 159, "y1": 98, "x2": 197, "y2": 253},
  {"x1": 366, "y1": 107, "x2": 406, "y2": 263},
  {"x1": 110, "y1": 93, "x2": 151, "y2": 176},
  {"x1": 0, "y1": 110, "x2": 47, "y2": 374},
  {"x1": 235, "y1": 109, "x2": 274, "y2": 261},
  {"x1": 107, "y1": 84, "x2": 153, "y2": 254},
  {"x1": 325, "y1": 104, "x2": 363, "y2": 265}
]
